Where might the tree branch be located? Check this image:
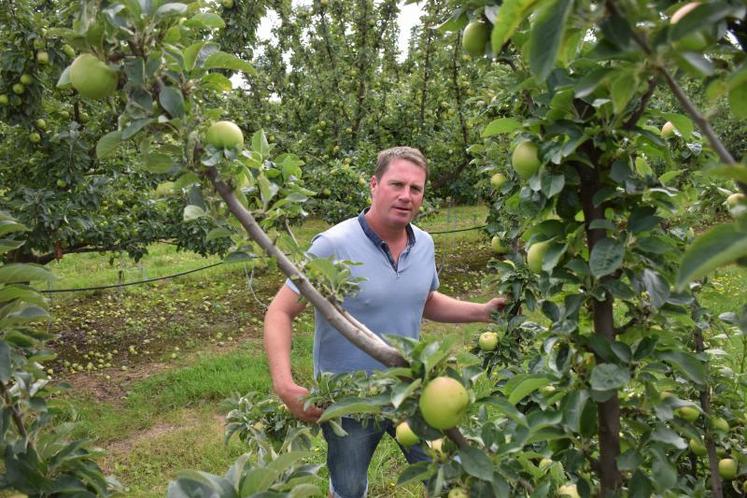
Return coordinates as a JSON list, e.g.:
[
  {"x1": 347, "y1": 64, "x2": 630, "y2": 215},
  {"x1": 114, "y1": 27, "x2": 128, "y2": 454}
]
[{"x1": 206, "y1": 167, "x2": 407, "y2": 368}]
